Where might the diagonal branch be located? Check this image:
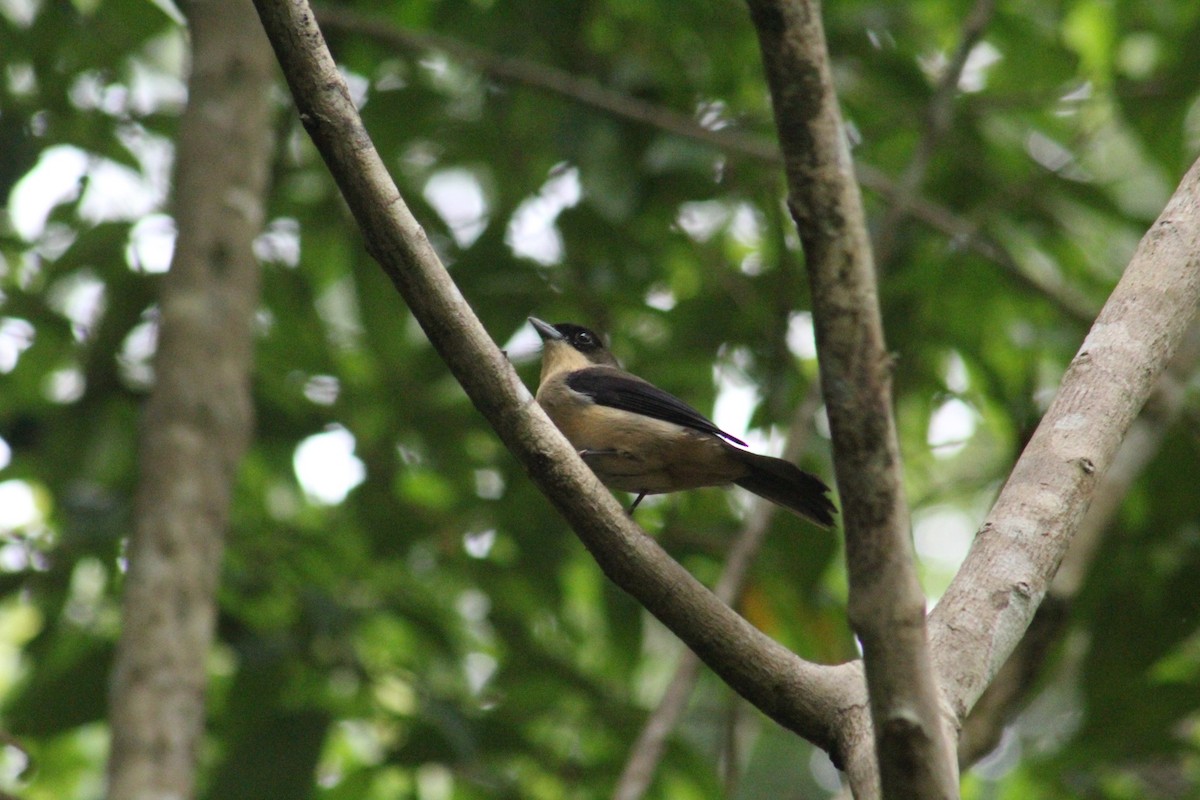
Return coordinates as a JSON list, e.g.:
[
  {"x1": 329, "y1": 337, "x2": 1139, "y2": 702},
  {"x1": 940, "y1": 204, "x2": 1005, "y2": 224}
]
[
  {"x1": 611, "y1": 383, "x2": 825, "y2": 800},
  {"x1": 744, "y1": 0, "x2": 958, "y2": 797},
  {"x1": 957, "y1": 319, "x2": 1200, "y2": 765},
  {"x1": 928, "y1": 157, "x2": 1200, "y2": 726},
  {"x1": 253, "y1": 0, "x2": 858, "y2": 760}
]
